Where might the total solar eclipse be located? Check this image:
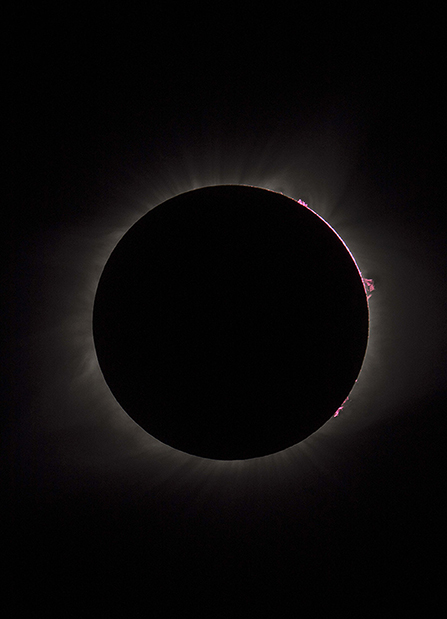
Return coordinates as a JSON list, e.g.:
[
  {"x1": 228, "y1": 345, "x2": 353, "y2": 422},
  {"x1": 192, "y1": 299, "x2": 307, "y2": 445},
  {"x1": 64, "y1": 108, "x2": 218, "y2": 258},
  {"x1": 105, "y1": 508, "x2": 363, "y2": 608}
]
[{"x1": 93, "y1": 185, "x2": 369, "y2": 459}]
